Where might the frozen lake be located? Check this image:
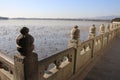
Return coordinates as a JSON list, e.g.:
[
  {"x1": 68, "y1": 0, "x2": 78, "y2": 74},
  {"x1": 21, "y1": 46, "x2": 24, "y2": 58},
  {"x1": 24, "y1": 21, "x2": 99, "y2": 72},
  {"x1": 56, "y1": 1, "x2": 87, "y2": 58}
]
[{"x1": 0, "y1": 20, "x2": 110, "y2": 60}]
